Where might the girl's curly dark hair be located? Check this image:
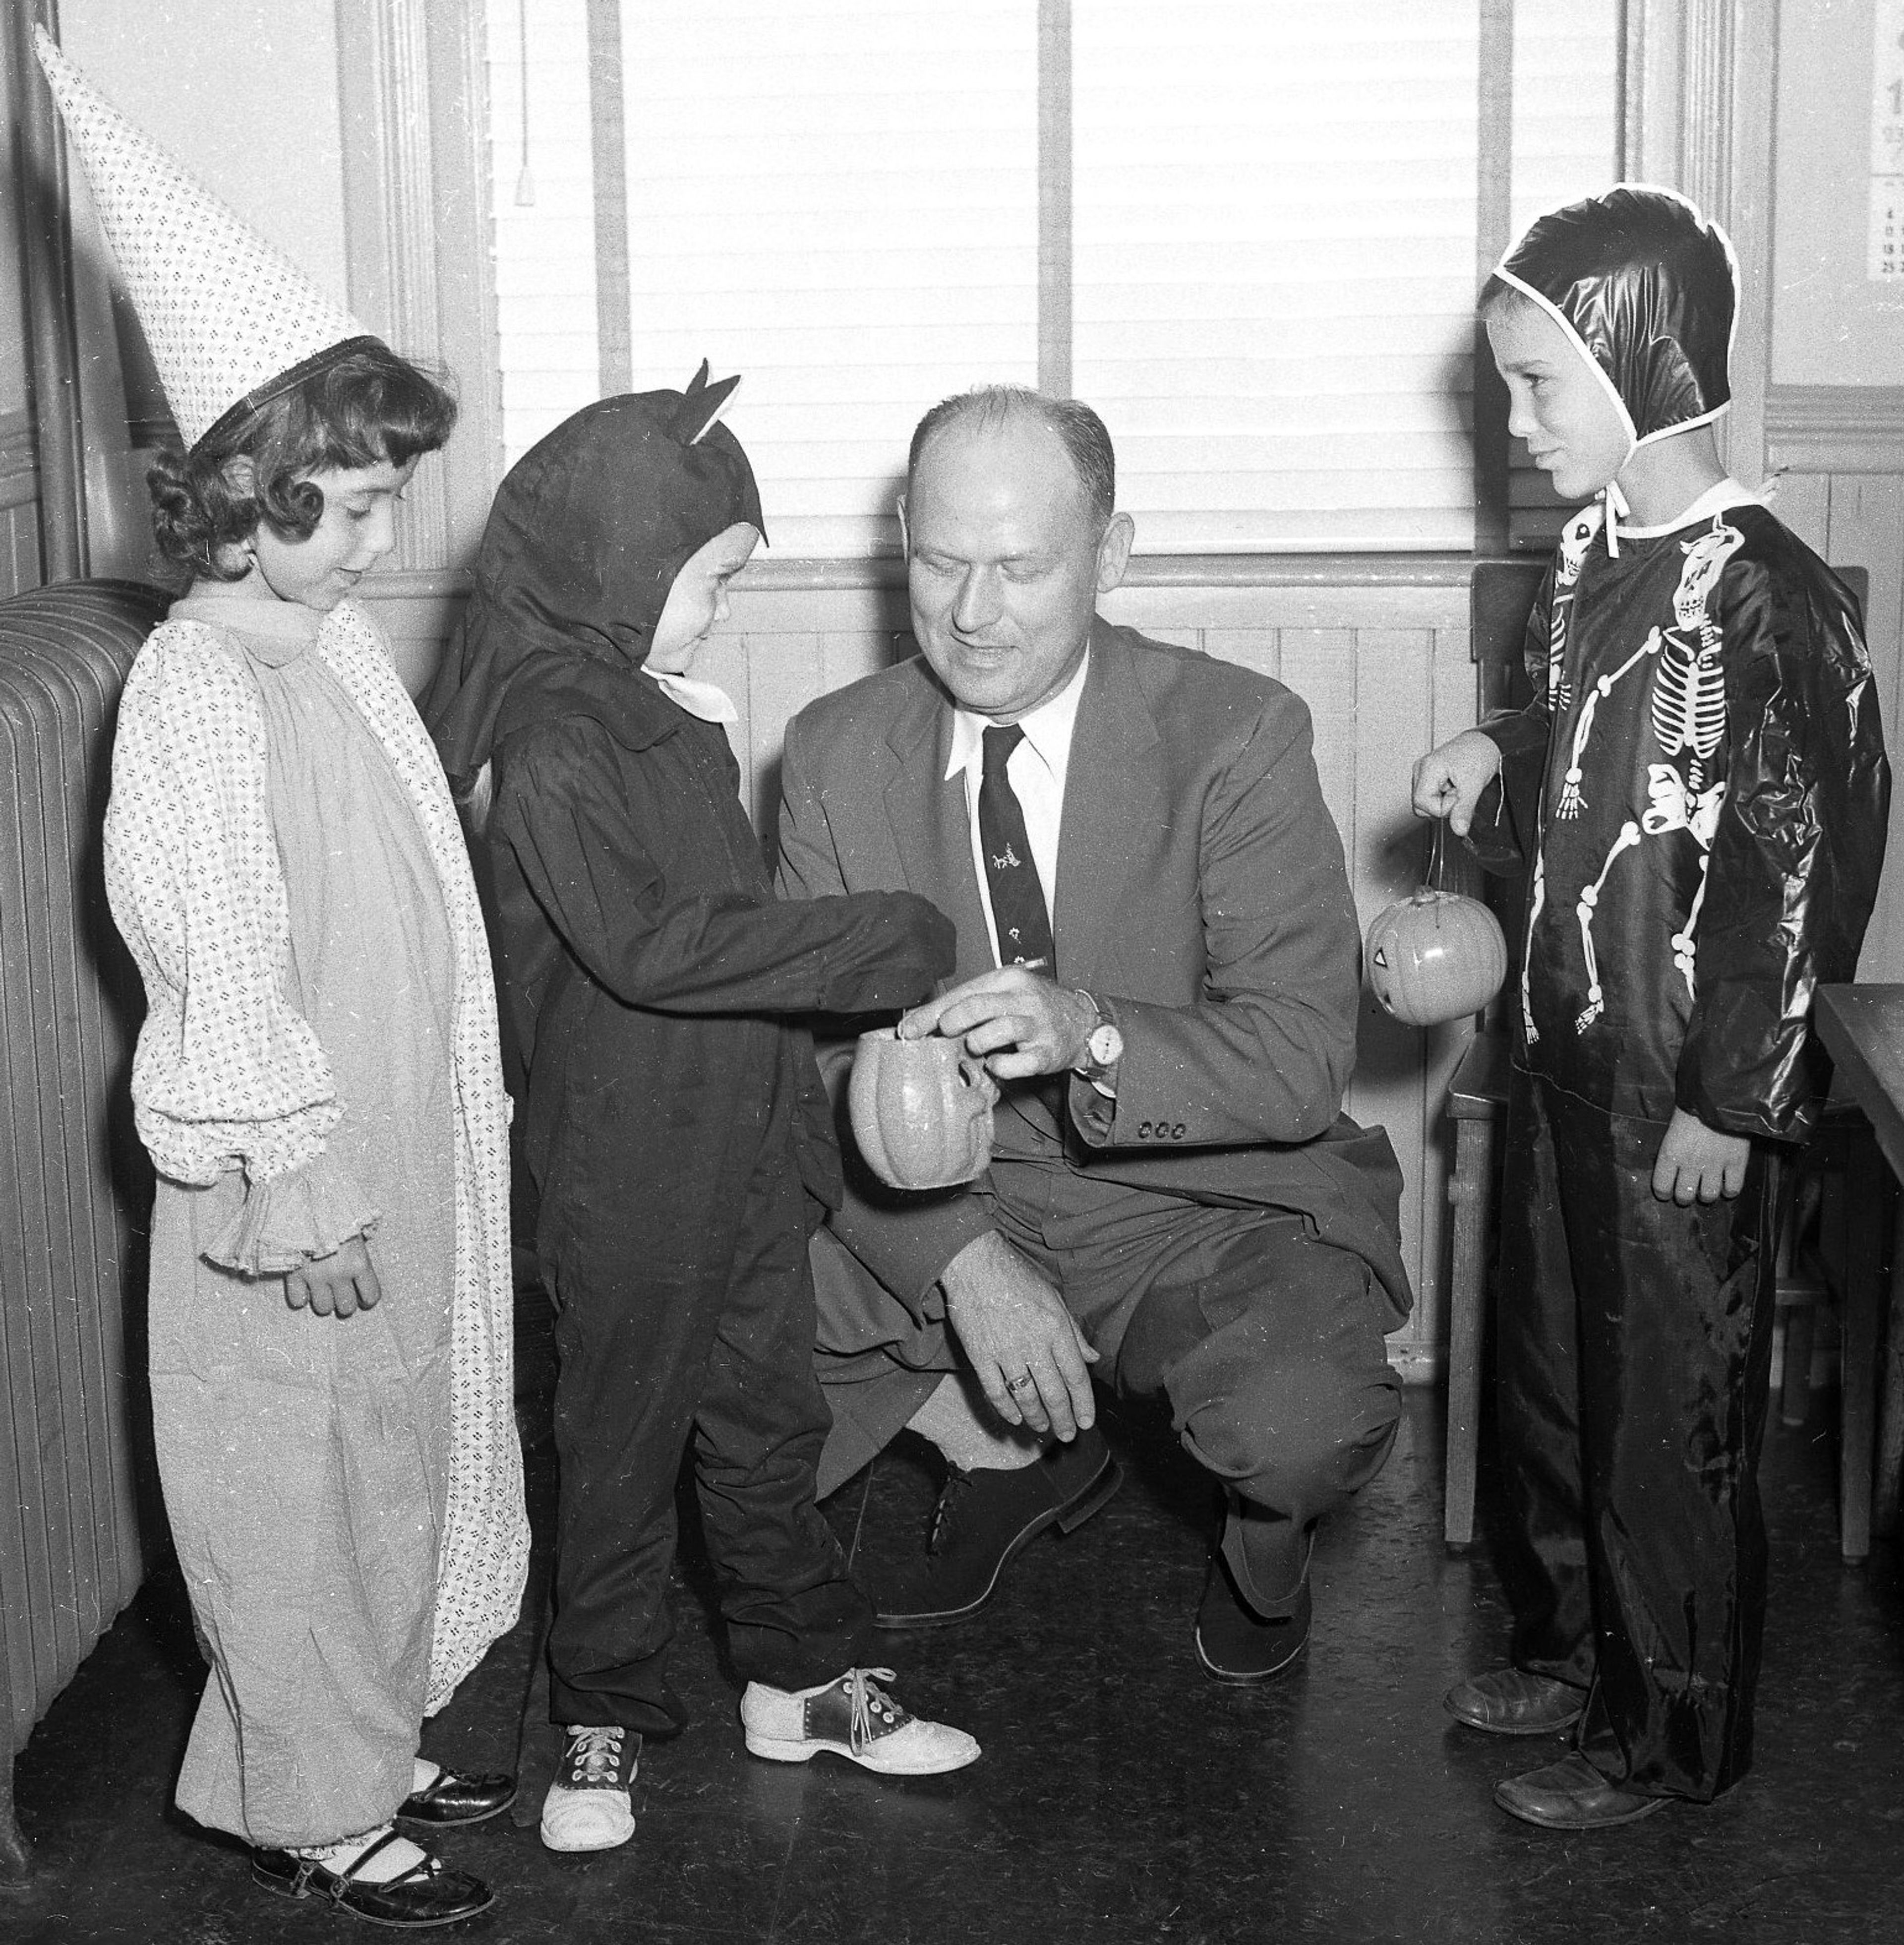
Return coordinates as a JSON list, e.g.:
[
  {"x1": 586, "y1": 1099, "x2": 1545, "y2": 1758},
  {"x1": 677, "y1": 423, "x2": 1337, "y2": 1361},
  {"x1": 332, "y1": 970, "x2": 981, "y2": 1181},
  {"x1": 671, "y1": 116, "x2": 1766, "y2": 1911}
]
[{"x1": 147, "y1": 341, "x2": 458, "y2": 583}]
